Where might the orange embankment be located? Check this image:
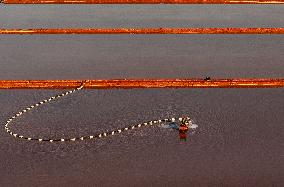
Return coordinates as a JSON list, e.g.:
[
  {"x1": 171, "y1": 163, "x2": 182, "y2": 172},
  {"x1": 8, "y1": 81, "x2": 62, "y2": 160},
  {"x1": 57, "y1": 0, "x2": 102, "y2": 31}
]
[
  {"x1": 0, "y1": 79, "x2": 283, "y2": 89},
  {"x1": 1, "y1": 28, "x2": 284, "y2": 35}
]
